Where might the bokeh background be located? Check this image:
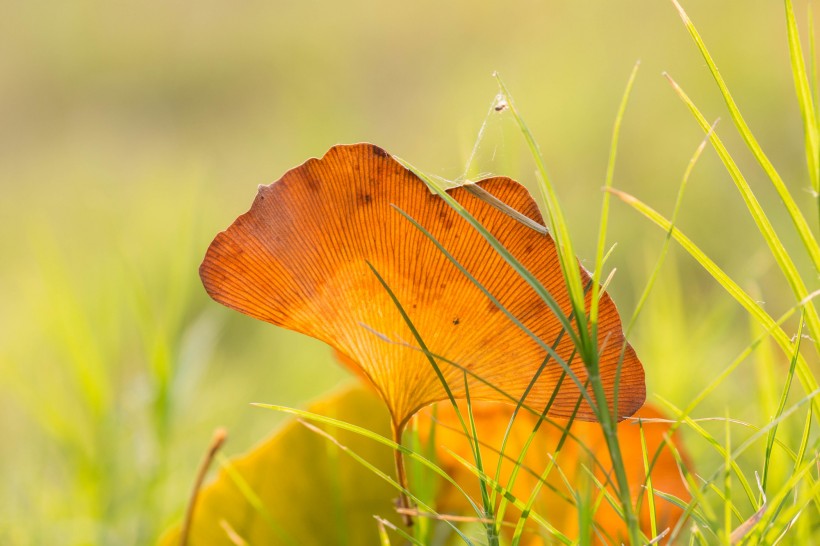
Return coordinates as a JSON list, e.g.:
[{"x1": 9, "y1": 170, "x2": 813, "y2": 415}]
[{"x1": 1, "y1": 0, "x2": 816, "y2": 543}]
